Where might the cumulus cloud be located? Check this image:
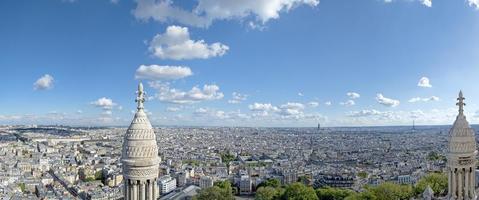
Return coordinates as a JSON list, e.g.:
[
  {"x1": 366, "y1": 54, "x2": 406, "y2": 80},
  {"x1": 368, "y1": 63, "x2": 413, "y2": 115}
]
[
  {"x1": 248, "y1": 102, "x2": 324, "y2": 121},
  {"x1": 470, "y1": 0, "x2": 479, "y2": 9},
  {"x1": 408, "y1": 96, "x2": 439, "y2": 103},
  {"x1": 228, "y1": 92, "x2": 248, "y2": 104},
  {"x1": 324, "y1": 101, "x2": 332, "y2": 106},
  {"x1": 376, "y1": 93, "x2": 400, "y2": 107},
  {"x1": 133, "y1": 0, "x2": 319, "y2": 28},
  {"x1": 149, "y1": 82, "x2": 224, "y2": 104},
  {"x1": 417, "y1": 77, "x2": 432, "y2": 88},
  {"x1": 279, "y1": 102, "x2": 305, "y2": 116},
  {"x1": 194, "y1": 107, "x2": 209, "y2": 114},
  {"x1": 308, "y1": 101, "x2": 319, "y2": 108},
  {"x1": 248, "y1": 103, "x2": 279, "y2": 112},
  {"x1": 298, "y1": 92, "x2": 304, "y2": 96},
  {"x1": 347, "y1": 92, "x2": 360, "y2": 99},
  {"x1": 149, "y1": 25, "x2": 229, "y2": 60},
  {"x1": 347, "y1": 109, "x2": 383, "y2": 117},
  {"x1": 422, "y1": 0, "x2": 432, "y2": 7},
  {"x1": 166, "y1": 107, "x2": 181, "y2": 112},
  {"x1": 33, "y1": 74, "x2": 54, "y2": 90},
  {"x1": 91, "y1": 97, "x2": 117, "y2": 110},
  {"x1": 340, "y1": 100, "x2": 355, "y2": 106},
  {"x1": 384, "y1": 0, "x2": 431, "y2": 7},
  {"x1": 135, "y1": 65, "x2": 192, "y2": 80}
]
